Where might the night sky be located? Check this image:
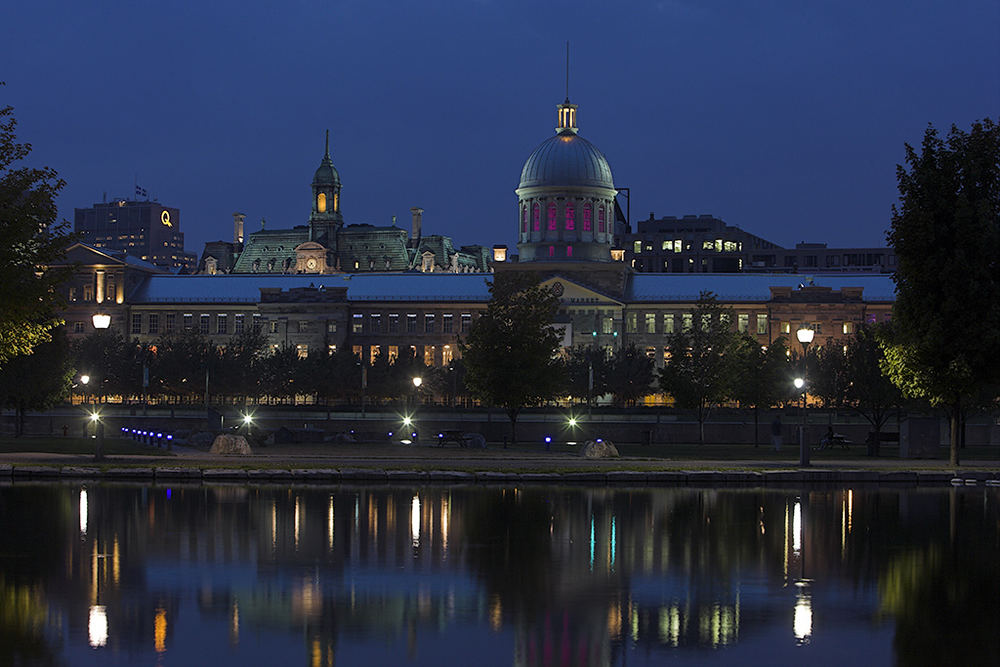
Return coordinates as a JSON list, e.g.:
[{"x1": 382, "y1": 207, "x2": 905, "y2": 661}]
[{"x1": 3, "y1": 0, "x2": 997, "y2": 257}]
